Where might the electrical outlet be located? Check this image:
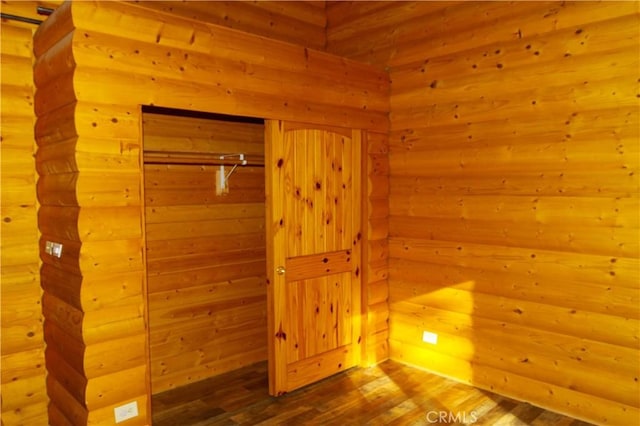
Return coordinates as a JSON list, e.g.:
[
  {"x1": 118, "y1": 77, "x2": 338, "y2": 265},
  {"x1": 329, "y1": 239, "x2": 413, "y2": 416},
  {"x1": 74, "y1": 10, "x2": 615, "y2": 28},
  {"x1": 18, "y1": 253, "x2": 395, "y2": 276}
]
[
  {"x1": 114, "y1": 401, "x2": 138, "y2": 423},
  {"x1": 422, "y1": 330, "x2": 438, "y2": 345}
]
